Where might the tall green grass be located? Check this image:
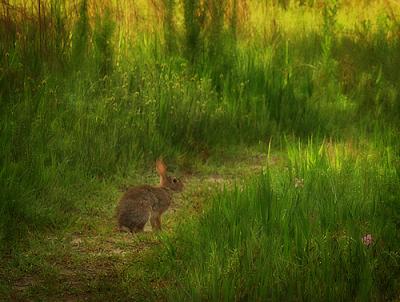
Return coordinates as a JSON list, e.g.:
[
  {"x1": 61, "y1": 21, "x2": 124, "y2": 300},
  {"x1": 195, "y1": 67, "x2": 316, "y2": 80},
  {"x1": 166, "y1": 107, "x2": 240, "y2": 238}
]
[
  {"x1": 159, "y1": 140, "x2": 400, "y2": 300},
  {"x1": 1, "y1": 0, "x2": 399, "y2": 245}
]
